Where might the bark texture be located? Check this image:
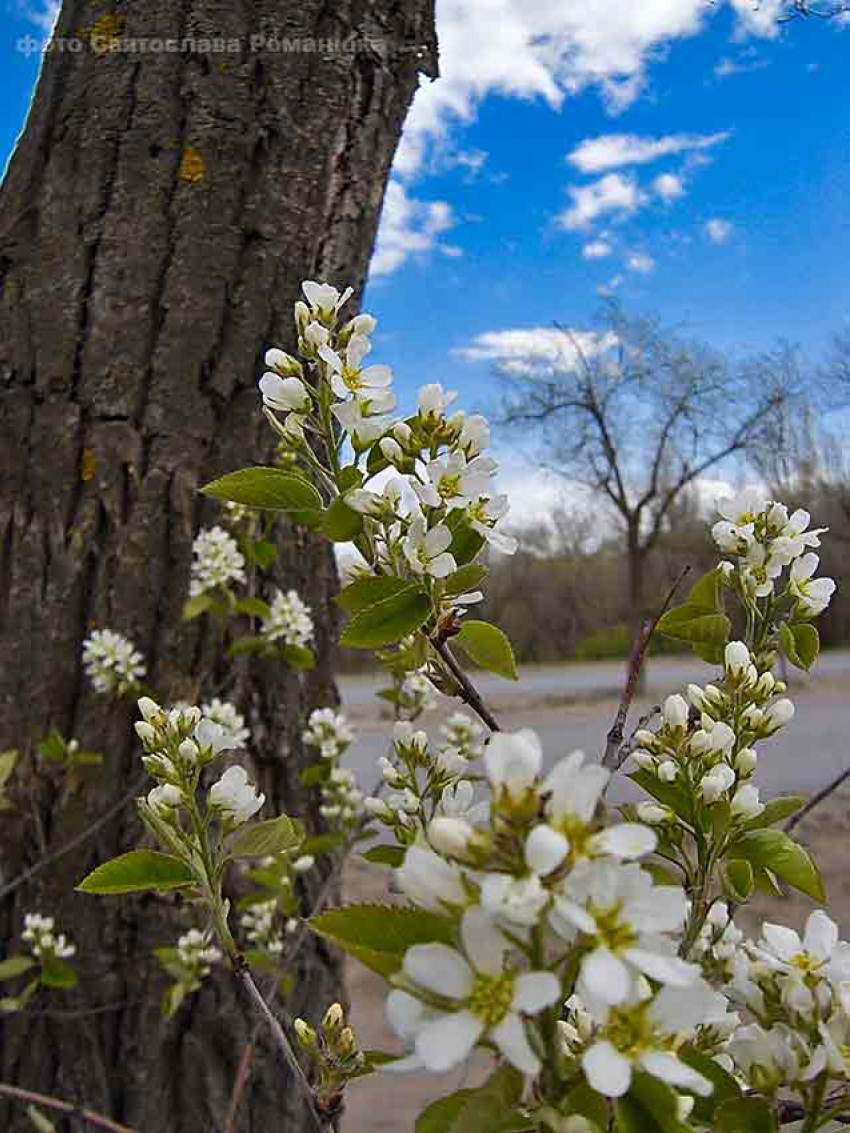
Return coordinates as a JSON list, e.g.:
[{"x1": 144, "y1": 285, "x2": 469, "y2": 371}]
[{"x1": 0, "y1": 2, "x2": 436, "y2": 1130}]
